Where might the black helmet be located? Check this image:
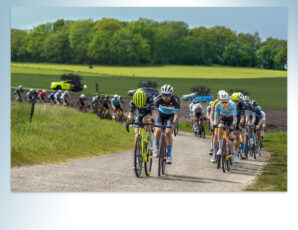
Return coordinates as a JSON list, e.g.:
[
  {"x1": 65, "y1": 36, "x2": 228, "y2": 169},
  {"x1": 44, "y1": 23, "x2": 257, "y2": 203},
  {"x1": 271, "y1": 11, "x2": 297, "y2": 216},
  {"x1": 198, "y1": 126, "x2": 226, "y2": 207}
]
[{"x1": 251, "y1": 100, "x2": 258, "y2": 107}]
